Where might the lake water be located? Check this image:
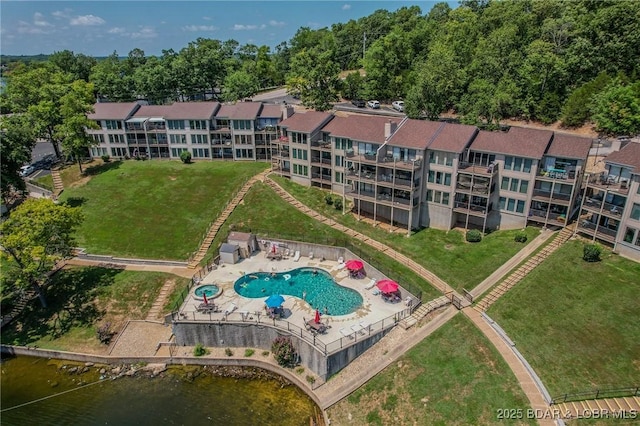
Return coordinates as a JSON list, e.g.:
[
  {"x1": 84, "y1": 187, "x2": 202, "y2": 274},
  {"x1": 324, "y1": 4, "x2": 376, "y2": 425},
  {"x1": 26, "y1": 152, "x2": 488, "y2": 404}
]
[{"x1": 1, "y1": 355, "x2": 318, "y2": 425}]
